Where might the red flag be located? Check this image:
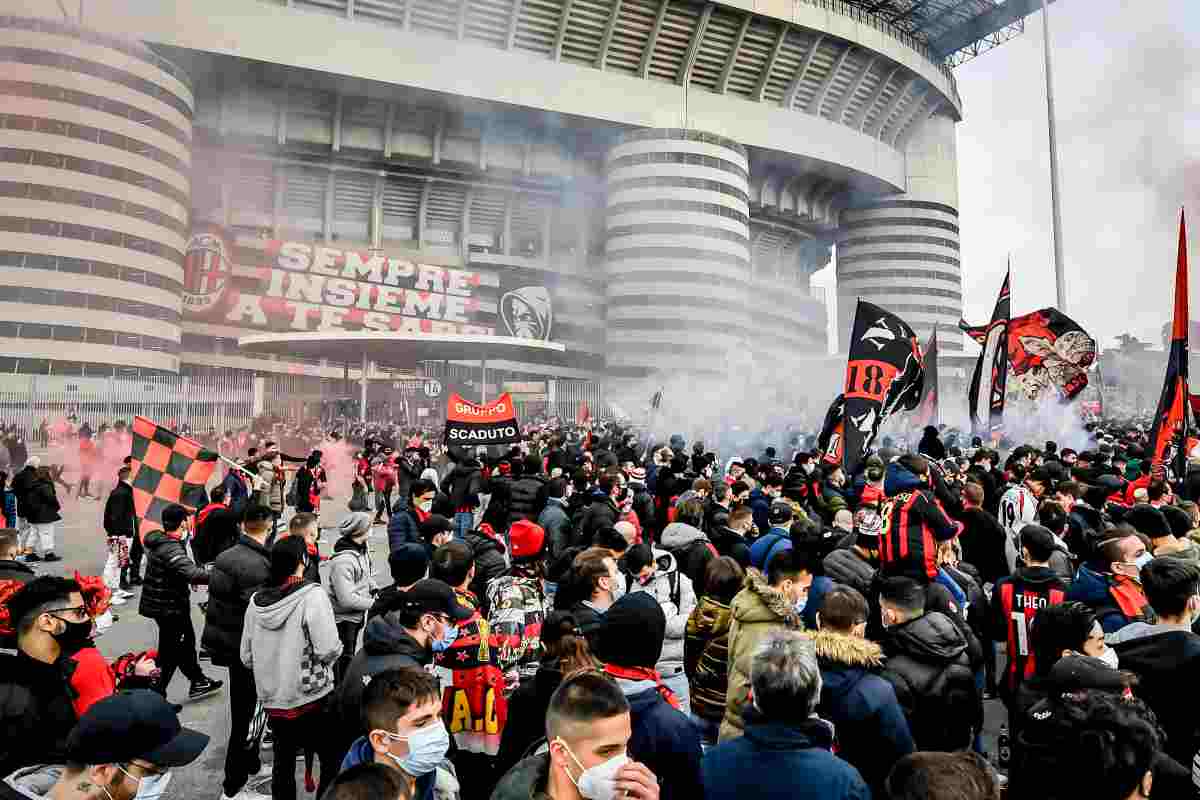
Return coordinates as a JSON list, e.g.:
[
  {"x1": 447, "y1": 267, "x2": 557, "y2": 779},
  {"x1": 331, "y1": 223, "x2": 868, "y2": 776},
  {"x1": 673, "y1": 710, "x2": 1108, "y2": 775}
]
[
  {"x1": 128, "y1": 416, "x2": 219, "y2": 539},
  {"x1": 1149, "y1": 211, "x2": 1190, "y2": 478},
  {"x1": 577, "y1": 400, "x2": 591, "y2": 425}
]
